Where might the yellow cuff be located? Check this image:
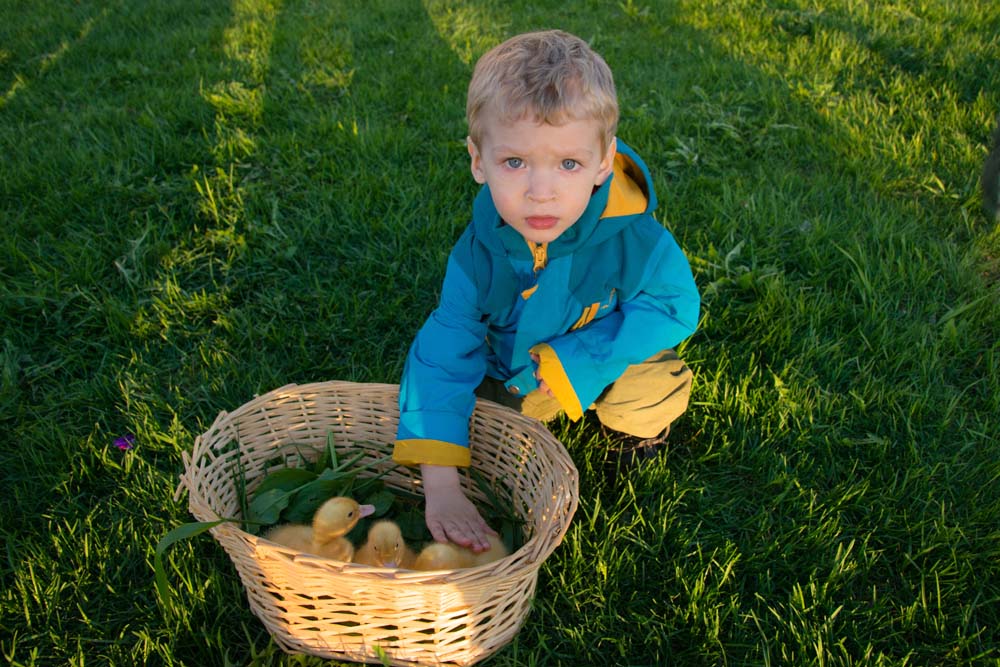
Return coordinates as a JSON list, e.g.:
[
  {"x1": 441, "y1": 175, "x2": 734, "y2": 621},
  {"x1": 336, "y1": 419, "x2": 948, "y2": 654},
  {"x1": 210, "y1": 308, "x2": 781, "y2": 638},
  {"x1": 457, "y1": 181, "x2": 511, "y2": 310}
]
[
  {"x1": 530, "y1": 343, "x2": 584, "y2": 421},
  {"x1": 393, "y1": 439, "x2": 471, "y2": 467}
]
